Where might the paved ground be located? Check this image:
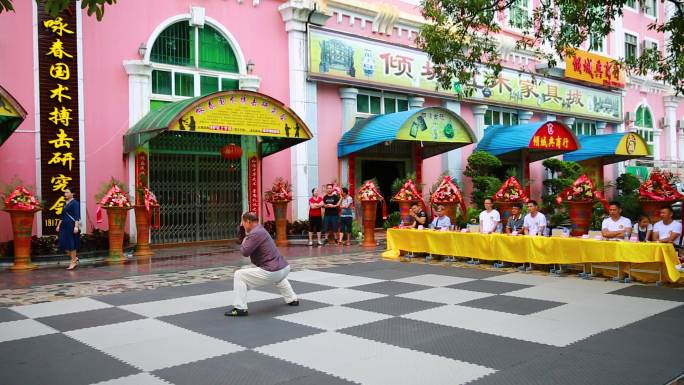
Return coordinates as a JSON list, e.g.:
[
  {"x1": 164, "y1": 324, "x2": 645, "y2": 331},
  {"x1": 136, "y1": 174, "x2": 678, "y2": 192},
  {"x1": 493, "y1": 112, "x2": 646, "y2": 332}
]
[{"x1": 1, "y1": 257, "x2": 683, "y2": 385}]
